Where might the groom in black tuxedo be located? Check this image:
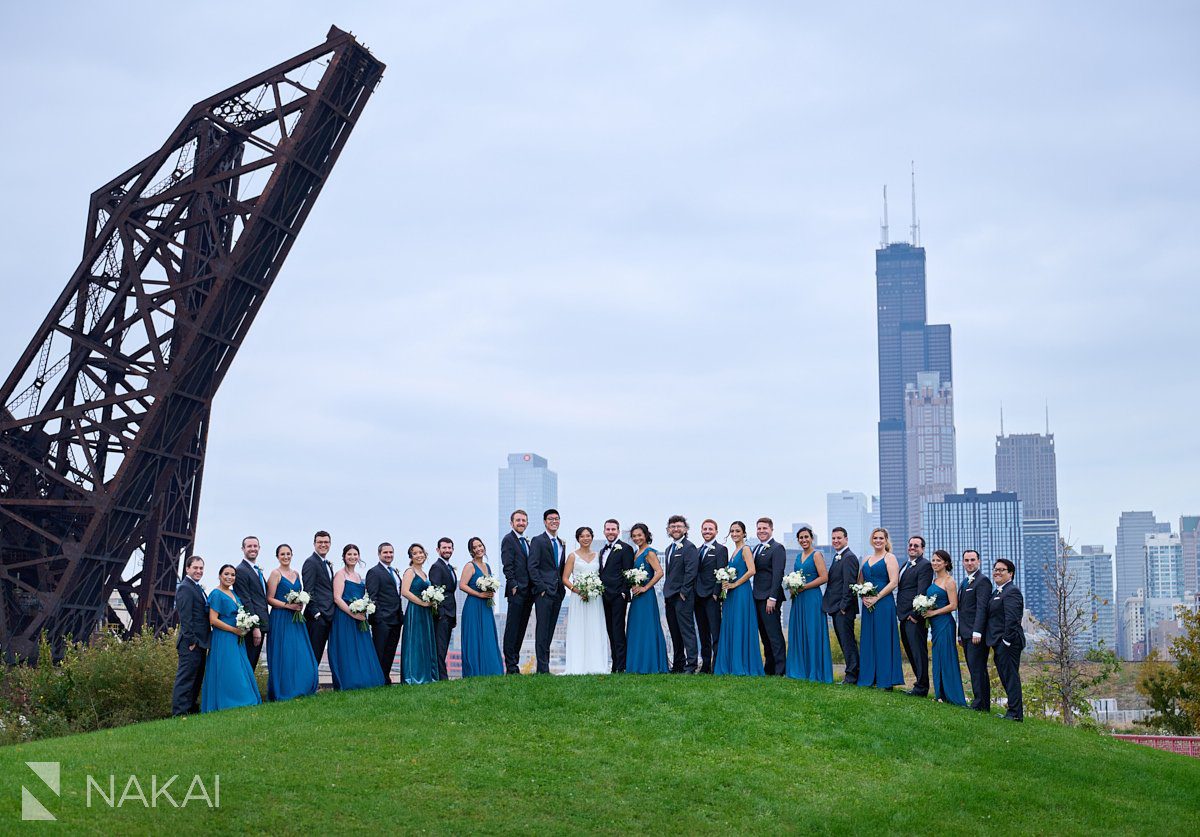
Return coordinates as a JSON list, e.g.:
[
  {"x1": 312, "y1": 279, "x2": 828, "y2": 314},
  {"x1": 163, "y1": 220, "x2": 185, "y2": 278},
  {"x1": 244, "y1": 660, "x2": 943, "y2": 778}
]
[
  {"x1": 365, "y1": 542, "x2": 404, "y2": 683},
  {"x1": 822, "y1": 527, "x2": 860, "y2": 685},
  {"x1": 694, "y1": 519, "x2": 728, "y2": 674},
  {"x1": 172, "y1": 555, "x2": 210, "y2": 716},
  {"x1": 233, "y1": 535, "x2": 270, "y2": 670},
  {"x1": 529, "y1": 509, "x2": 566, "y2": 674},
  {"x1": 598, "y1": 518, "x2": 634, "y2": 673},
  {"x1": 501, "y1": 510, "x2": 534, "y2": 674},
  {"x1": 957, "y1": 549, "x2": 993, "y2": 711},
  {"x1": 752, "y1": 518, "x2": 787, "y2": 675},
  {"x1": 896, "y1": 535, "x2": 933, "y2": 696},
  {"x1": 428, "y1": 538, "x2": 459, "y2": 681},
  {"x1": 986, "y1": 557, "x2": 1026, "y2": 721},
  {"x1": 662, "y1": 515, "x2": 700, "y2": 673},
  {"x1": 302, "y1": 530, "x2": 336, "y2": 685}
]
